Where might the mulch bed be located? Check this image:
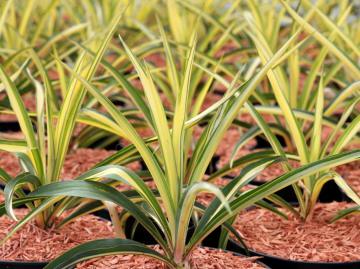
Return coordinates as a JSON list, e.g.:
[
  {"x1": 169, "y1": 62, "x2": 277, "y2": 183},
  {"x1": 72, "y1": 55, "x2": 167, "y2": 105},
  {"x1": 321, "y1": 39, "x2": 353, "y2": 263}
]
[
  {"x1": 0, "y1": 148, "x2": 141, "y2": 180},
  {"x1": 233, "y1": 202, "x2": 360, "y2": 263},
  {"x1": 61, "y1": 148, "x2": 141, "y2": 179},
  {"x1": 0, "y1": 209, "x2": 115, "y2": 262},
  {"x1": 76, "y1": 246, "x2": 265, "y2": 269},
  {"x1": 0, "y1": 93, "x2": 36, "y2": 122}
]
